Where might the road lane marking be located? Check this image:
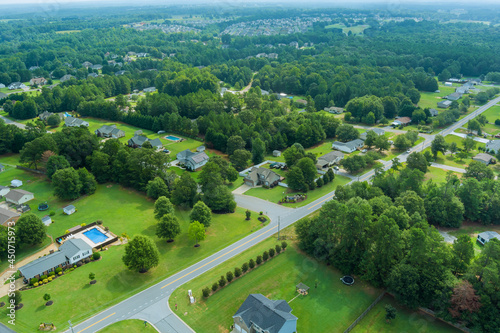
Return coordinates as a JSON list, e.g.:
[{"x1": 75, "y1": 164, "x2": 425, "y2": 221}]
[
  {"x1": 77, "y1": 312, "x2": 116, "y2": 333},
  {"x1": 307, "y1": 194, "x2": 334, "y2": 210},
  {"x1": 161, "y1": 226, "x2": 278, "y2": 289}
]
